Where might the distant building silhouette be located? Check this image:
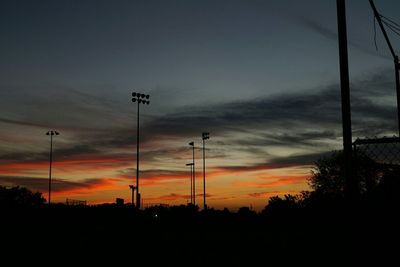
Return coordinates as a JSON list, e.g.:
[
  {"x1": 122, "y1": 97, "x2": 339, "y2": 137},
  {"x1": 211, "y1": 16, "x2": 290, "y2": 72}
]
[
  {"x1": 116, "y1": 198, "x2": 124, "y2": 205},
  {"x1": 66, "y1": 198, "x2": 87, "y2": 206}
]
